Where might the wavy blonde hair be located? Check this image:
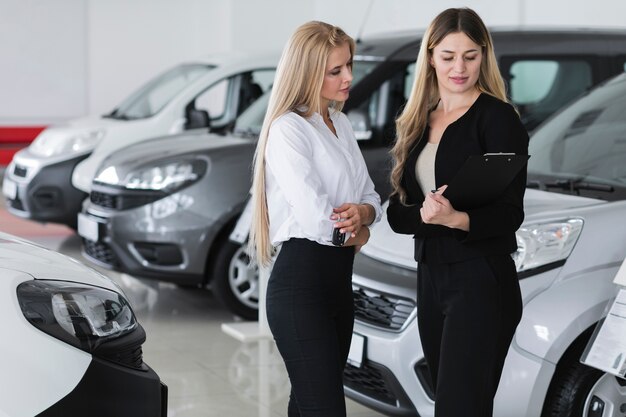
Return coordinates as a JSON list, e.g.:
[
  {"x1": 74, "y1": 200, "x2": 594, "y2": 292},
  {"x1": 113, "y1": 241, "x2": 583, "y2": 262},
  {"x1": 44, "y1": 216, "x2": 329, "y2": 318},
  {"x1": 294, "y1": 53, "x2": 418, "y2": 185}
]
[
  {"x1": 391, "y1": 8, "x2": 508, "y2": 202},
  {"x1": 249, "y1": 21, "x2": 355, "y2": 266}
]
